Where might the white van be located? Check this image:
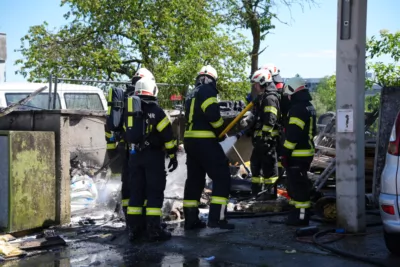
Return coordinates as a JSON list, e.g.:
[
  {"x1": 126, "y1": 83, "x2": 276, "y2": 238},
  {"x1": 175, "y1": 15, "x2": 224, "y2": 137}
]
[{"x1": 0, "y1": 82, "x2": 107, "y2": 111}]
